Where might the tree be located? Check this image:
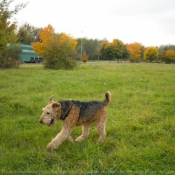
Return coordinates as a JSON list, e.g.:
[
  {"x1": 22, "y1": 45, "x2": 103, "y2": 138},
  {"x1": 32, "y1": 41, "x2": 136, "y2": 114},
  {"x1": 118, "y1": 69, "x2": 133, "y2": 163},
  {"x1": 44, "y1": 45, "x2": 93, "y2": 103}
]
[
  {"x1": 158, "y1": 44, "x2": 175, "y2": 61},
  {"x1": 144, "y1": 46, "x2": 158, "y2": 62},
  {"x1": 100, "y1": 41, "x2": 116, "y2": 61},
  {"x1": 100, "y1": 39, "x2": 126, "y2": 61},
  {"x1": 31, "y1": 24, "x2": 55, "y2": 56},
  {"x1": 122, "y1": 45, "x2": 130, "y2": 61},
  {"x1": 112, "y1": 39, "x2": 125, "y2": 61},
  {"x1": 162, "y1": 50, "x2": 175, "y2": 64},
  {"x1": 76, "y1": 38, "x2": 102, "y2": 60},
  {"x1": 0, "y1": 0, "x2": 27, "y2": 68},
  {"x1": 17, "y1": 22, "x2": 41, "y2": 44},
  {"x1": 31, "y1": 24, "x2": 77, "y2": 69},
  {"x1": 126, "y1": 42, "x2": 143, "y2": 62}
]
